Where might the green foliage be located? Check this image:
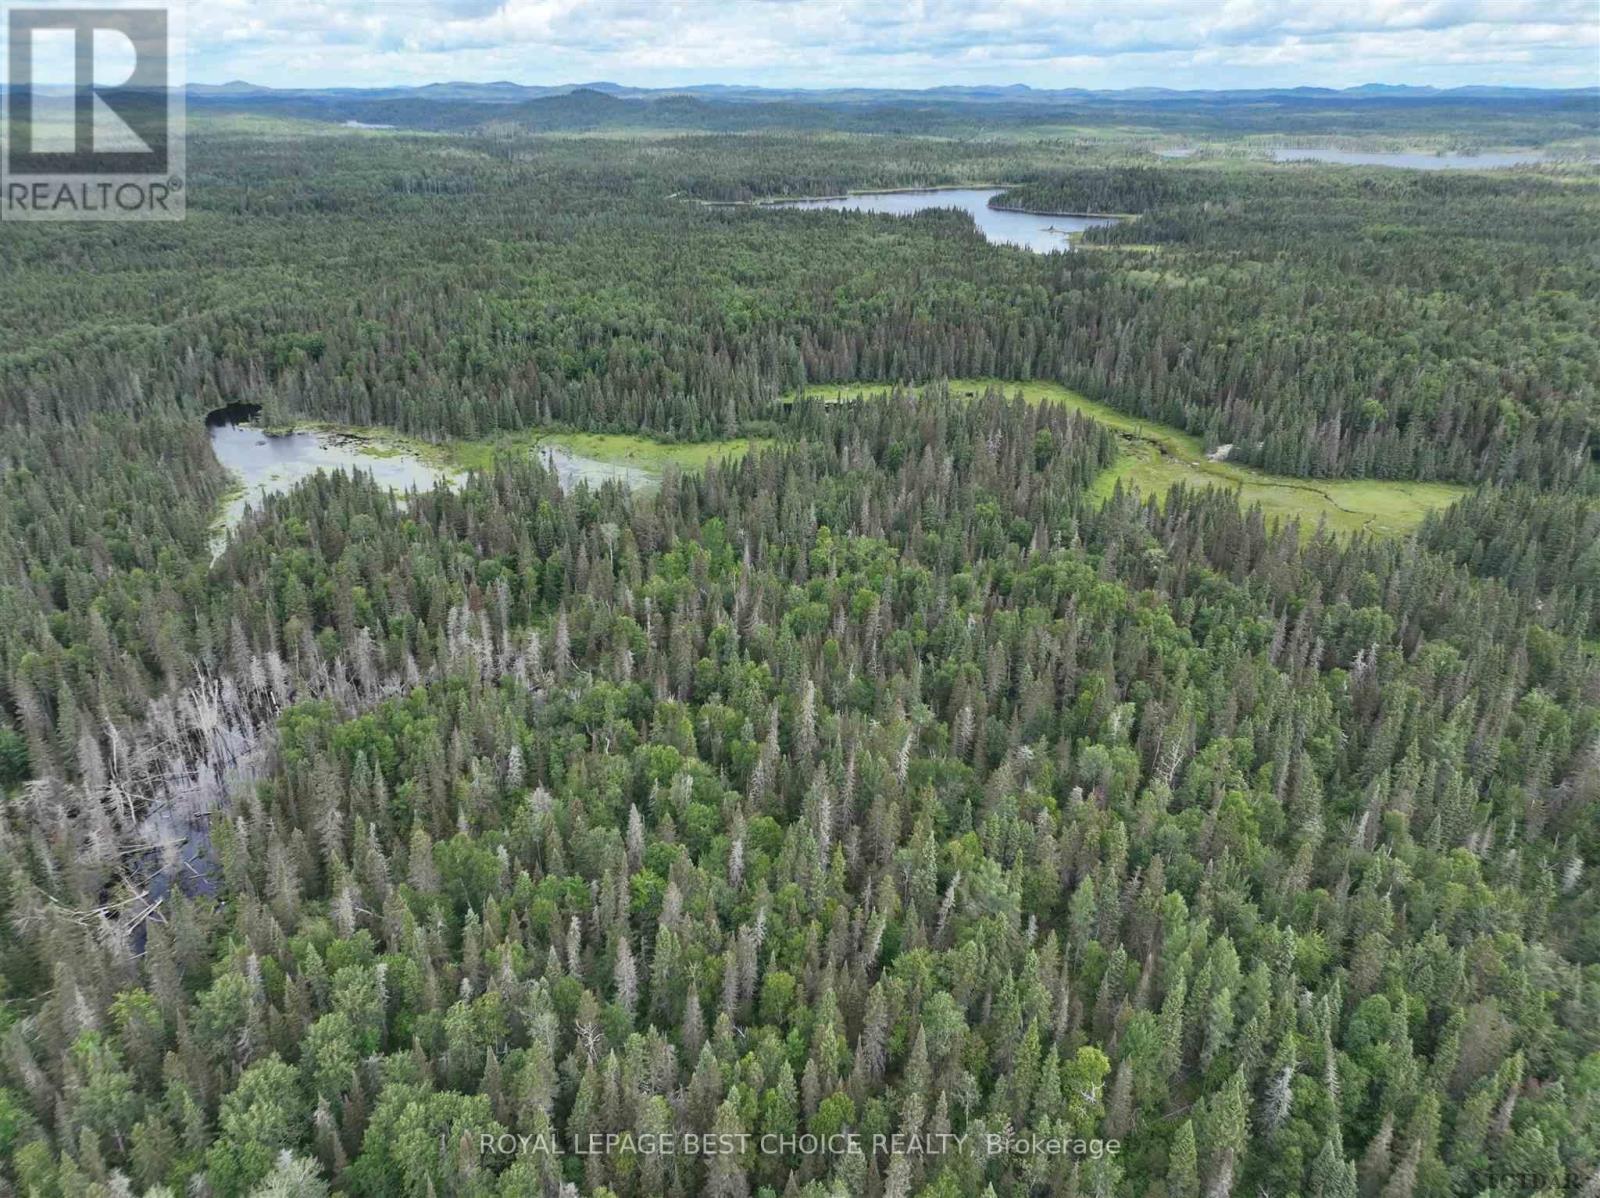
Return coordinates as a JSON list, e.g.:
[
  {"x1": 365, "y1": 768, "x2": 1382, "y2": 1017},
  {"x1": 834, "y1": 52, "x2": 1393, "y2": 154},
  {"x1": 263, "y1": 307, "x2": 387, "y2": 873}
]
[{"x1": 0, "y1": 110, "x2": 1594, "y2": 1198}]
